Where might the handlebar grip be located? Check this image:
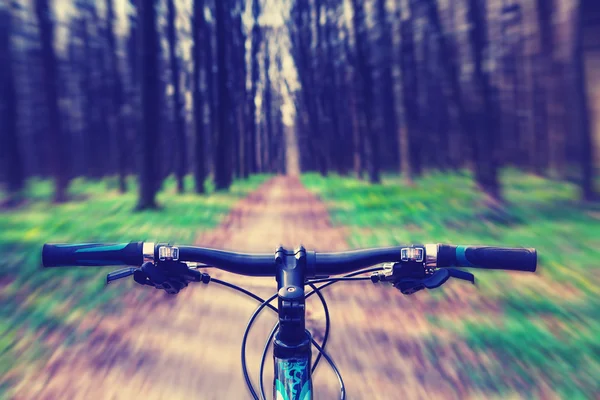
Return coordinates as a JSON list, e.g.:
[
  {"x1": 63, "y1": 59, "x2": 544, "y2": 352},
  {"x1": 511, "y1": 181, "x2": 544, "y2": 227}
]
[
  {"x1": 437, "y1": 244, "x2": 537, "y2": 272},
  {"x1": 42, "y1": 242, "x2": 144, "y2": 267}
]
